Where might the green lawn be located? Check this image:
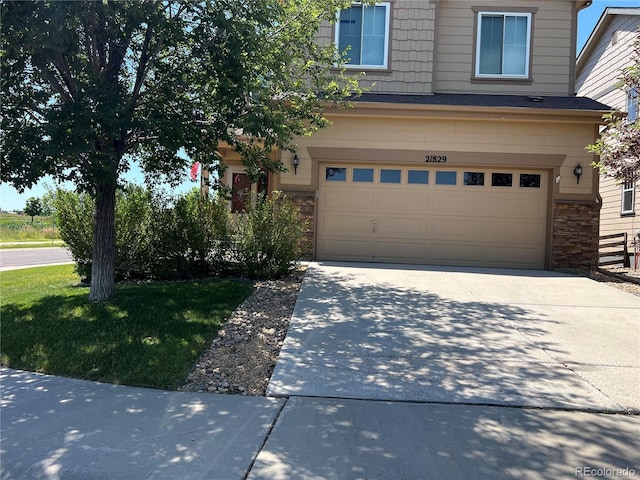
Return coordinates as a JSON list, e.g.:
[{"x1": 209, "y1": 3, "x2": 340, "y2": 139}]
[{"x1": 0, "y1": 265, "x2": 254, "y2": 389}]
